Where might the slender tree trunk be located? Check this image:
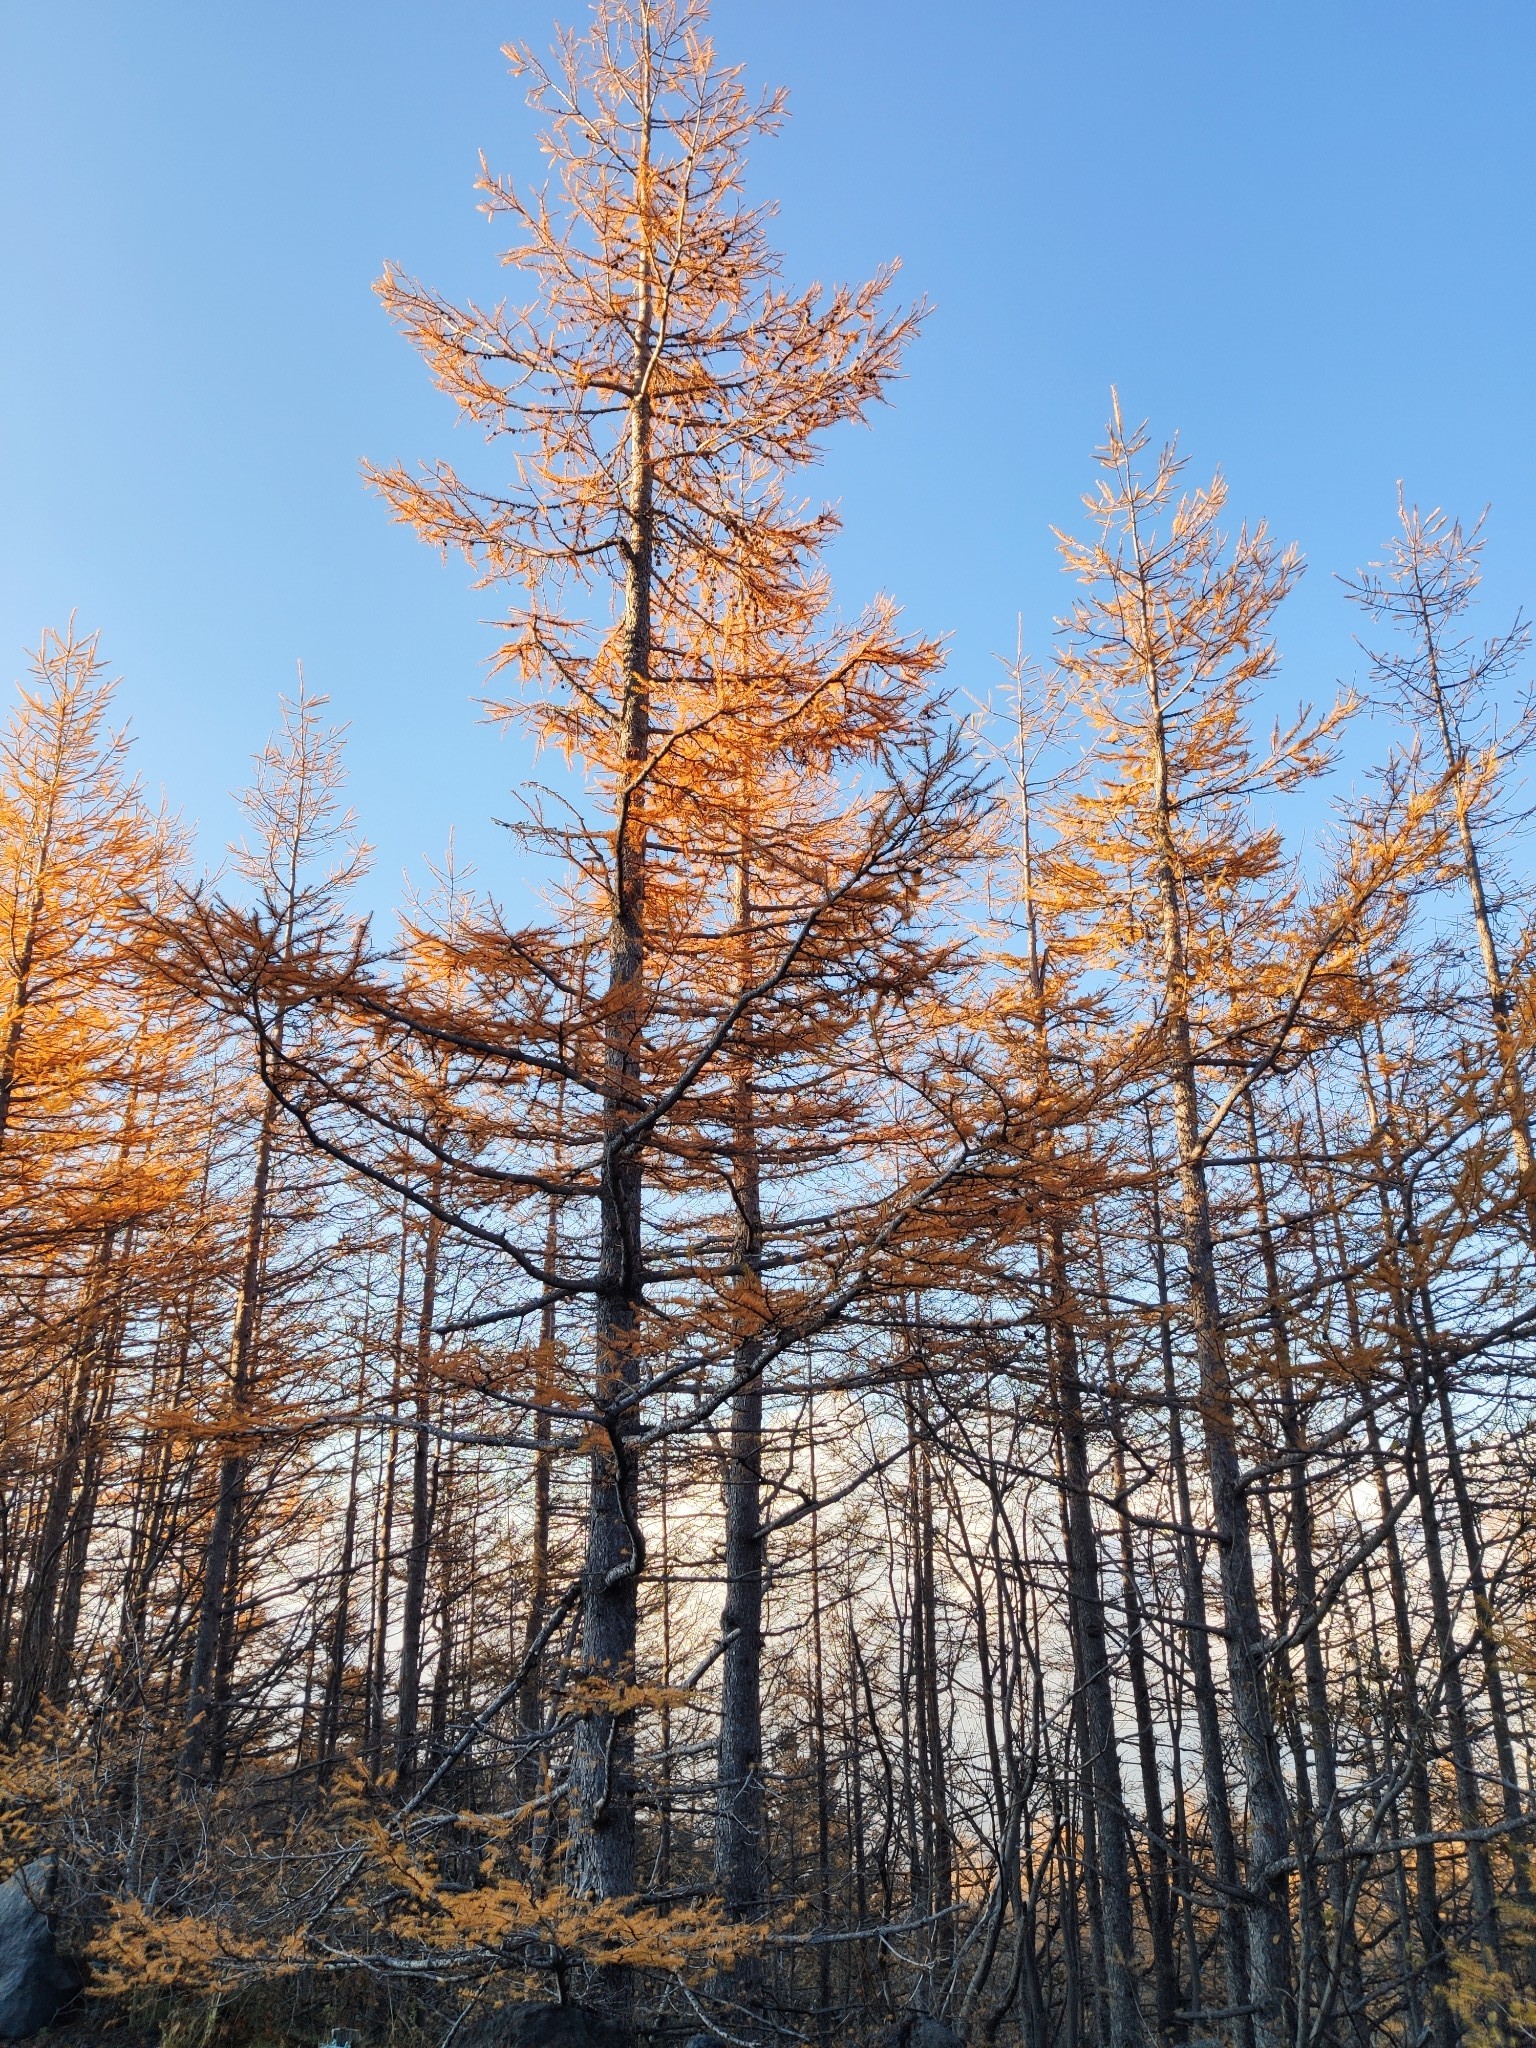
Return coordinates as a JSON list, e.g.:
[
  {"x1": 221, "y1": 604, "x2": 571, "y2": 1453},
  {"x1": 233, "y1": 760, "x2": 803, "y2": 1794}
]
[
  {"x1": 7, "y1": 1231, "x2": 119, "y2": 1734},
  {"x1": 848, "y1": 1603, "x2": 869, "y2": 1932},
  {"x1": 395, "y1": 1208, "x2": 442, "y2": 1786},
  {"x1": 1148, "y1": 1170, "x2": 1254, "y2": 2048},
  {"x1": 427, "y1": 1448, "x2": 457, "y2": 1783},
  {"x1": 1164, "y1": 1680, "x2": 1203, "y2": 2033},
  {"x1": 47, "y1": 1341, "x2": 120, "y2": 1707},
  {"x1": 1106, "y1": 1394, "x2": 1180, "y2": 2045},
  {"x1": 1064, "y1": 1485, "x2": 1107, "y2": 2048},
  {"x1": 1047, "y1": 1225, "x2": 1144, "y2": 2048},
  {"x1": 1317, "y1": 1074, "x2": 1452, "y2": 2047},
  {"x1": 180, "y1": 1068, "x2": 279, "y2": 1790},
  {"x1": 716, "y1": 846, "x2": 768, "y2": 1970},
  {"x1": 518, "y1": 1191, "x2": 560, "y2": 1821},
  {"x1": 1426, "y1": 1350, "x2": 1530, "y2": 1888},
  {"x1": 716, "y1": 1364, "x2": 766, "y2": 1932},
  {"x1": 809, "y1": 1410, "x2": 834, "y2": 2041},
  {"x1": 1092, "y1": 1219, "x2": 1179, "y2": 2044},
  {"x1": 1358, "y1": 1038, "x2": 1503, "y2": 1962},
  {"x1": 318, "y1": 1352, "x2": 370, "y2": 1777},
  {"x1": 1405, "y1": 1393, "x2": 1501, "y2": 1960},
  {"x1": 1260, "y1": 1488, "x2": 1326, "y2": 2043},
  {"x1": 114, "y1": 1280, "x2": 198, "y2": 1705},
  {"x1": 1134, "y1": 594, "x2": 1293, "y2": 2044},
  {"x1": 1157, "y1": 1069, "x2": 1292, "y2": 2043},
  {"x1": 1243, "y1": 1100, "x2": 1365, "y2": 2040},
  {"x1": 569, "y1": 123, "x2": 655, "y2": 2038},
  {"x1": 1365, "y1": 1403, "x2": 1455, "y2": 2048},
  {"x1": 366, "y1": 1219, "x2": 410, "y2": 1774}
]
